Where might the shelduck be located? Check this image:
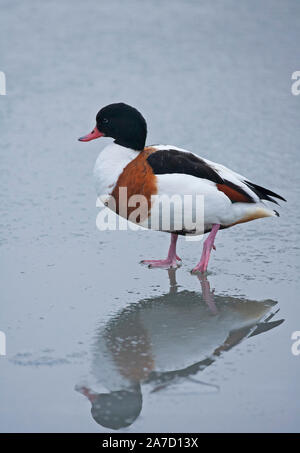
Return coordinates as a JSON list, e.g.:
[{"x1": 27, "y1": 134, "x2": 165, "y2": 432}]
[{"x1": 79, "y1": 103, "x2": 286, "y2": 273}]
